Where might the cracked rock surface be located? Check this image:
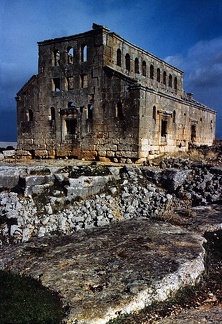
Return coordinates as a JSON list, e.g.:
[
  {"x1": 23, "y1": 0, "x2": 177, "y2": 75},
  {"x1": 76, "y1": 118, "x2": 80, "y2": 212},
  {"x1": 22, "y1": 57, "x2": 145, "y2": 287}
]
[{"x1": 0, "y1": 218, "x2": 205, "y2": 323}]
